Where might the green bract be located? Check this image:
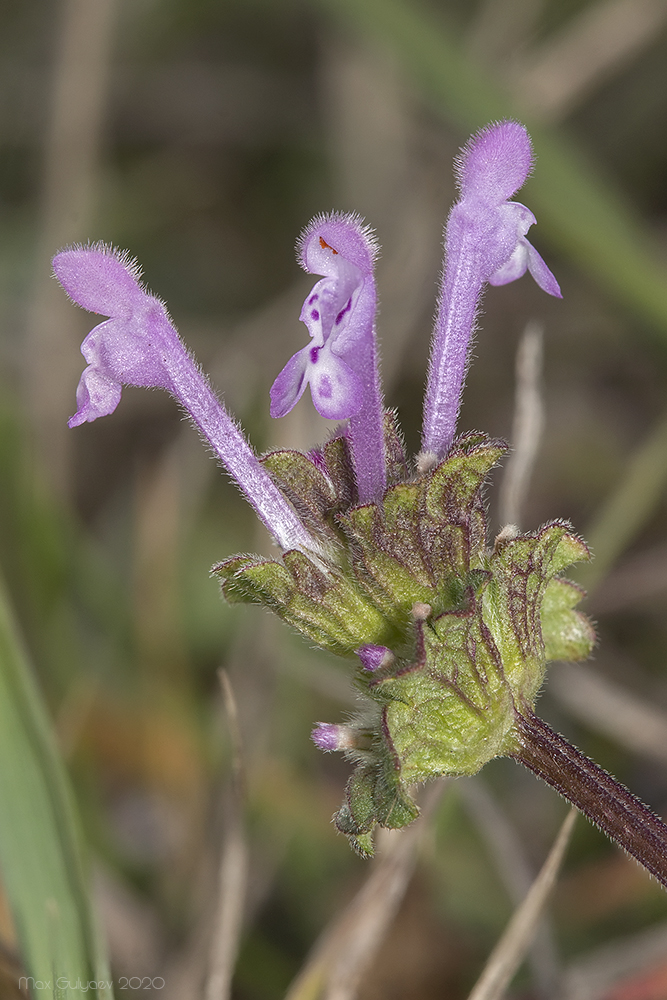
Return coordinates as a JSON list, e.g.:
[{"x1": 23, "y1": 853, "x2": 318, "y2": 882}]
[{"x1": 214, "y1": 422, "x2": 595, "y2": 856}]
